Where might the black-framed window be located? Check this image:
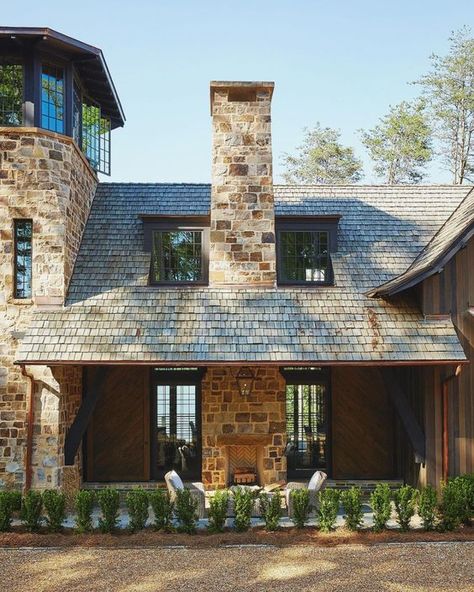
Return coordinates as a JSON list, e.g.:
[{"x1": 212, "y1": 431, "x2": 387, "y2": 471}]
[
  {"x1": 281, "y1": 367, "x2": 331, "y2": 478},
  {"x1": 41, "y1": 64, "x2": 65, "y2": 133},
  {"x1": 13, "y1": 219, "x2": 33, "y2": 299},
  {"x1": 151, "y1": 368, "x2": 204, "y2": 481},
  {"x1": 0, "y1": 61, "x2": 23, "y2": 126},
  {"x1": 72, "y1": 80, "x2": 82, "y2": 146},
  {"x1": 276, "y1": 217, "x2": 340, "y2": 286},
  {"x1": 82, "y1": 98, "x2": 111, "y2": 175}
]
